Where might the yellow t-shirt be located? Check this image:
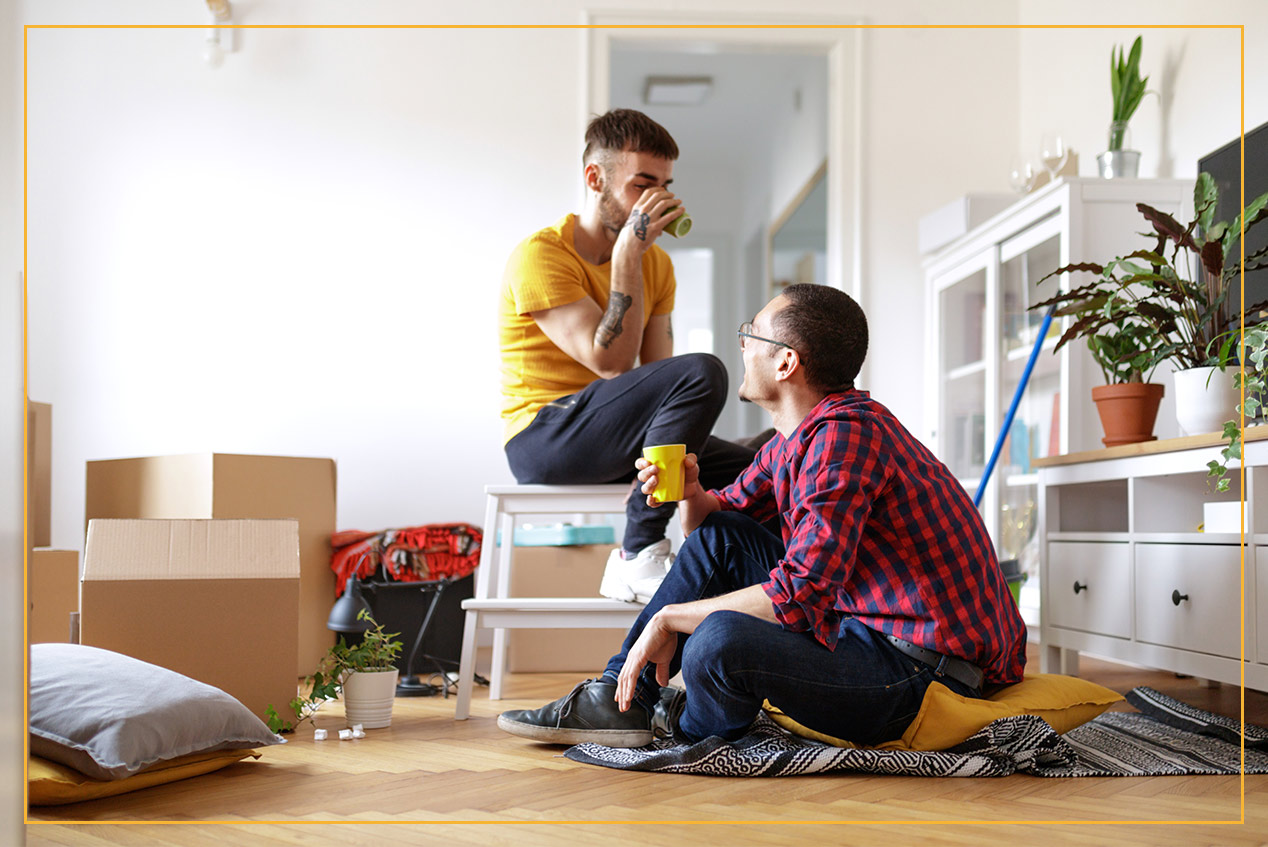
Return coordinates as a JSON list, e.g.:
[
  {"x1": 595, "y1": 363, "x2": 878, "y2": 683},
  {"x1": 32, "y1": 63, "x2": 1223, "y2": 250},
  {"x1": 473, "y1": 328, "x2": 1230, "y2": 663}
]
[{"x1": 499, "y1": 213, "x2": 676, "y2": 442}]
